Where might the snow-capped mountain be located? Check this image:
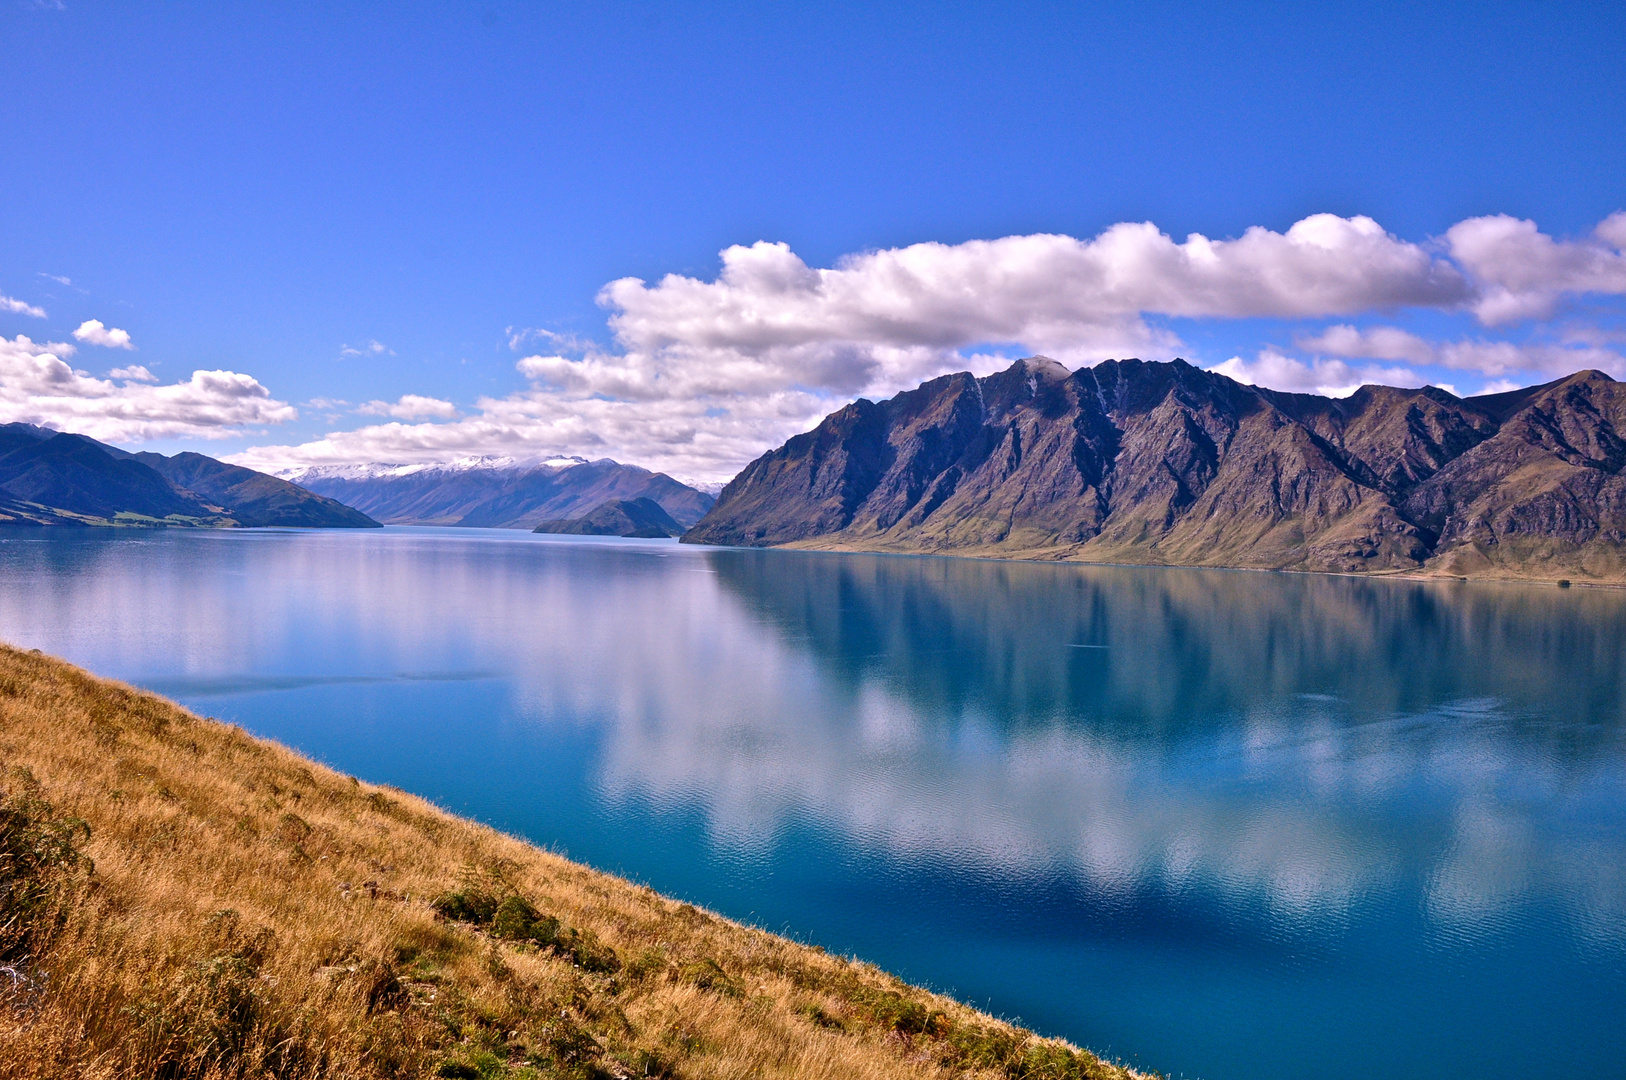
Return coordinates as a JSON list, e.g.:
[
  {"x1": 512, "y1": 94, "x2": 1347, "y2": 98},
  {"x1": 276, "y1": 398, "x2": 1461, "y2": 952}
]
[{"x1": 277, "y1": 454, "x2": 564, "y2": 484}]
